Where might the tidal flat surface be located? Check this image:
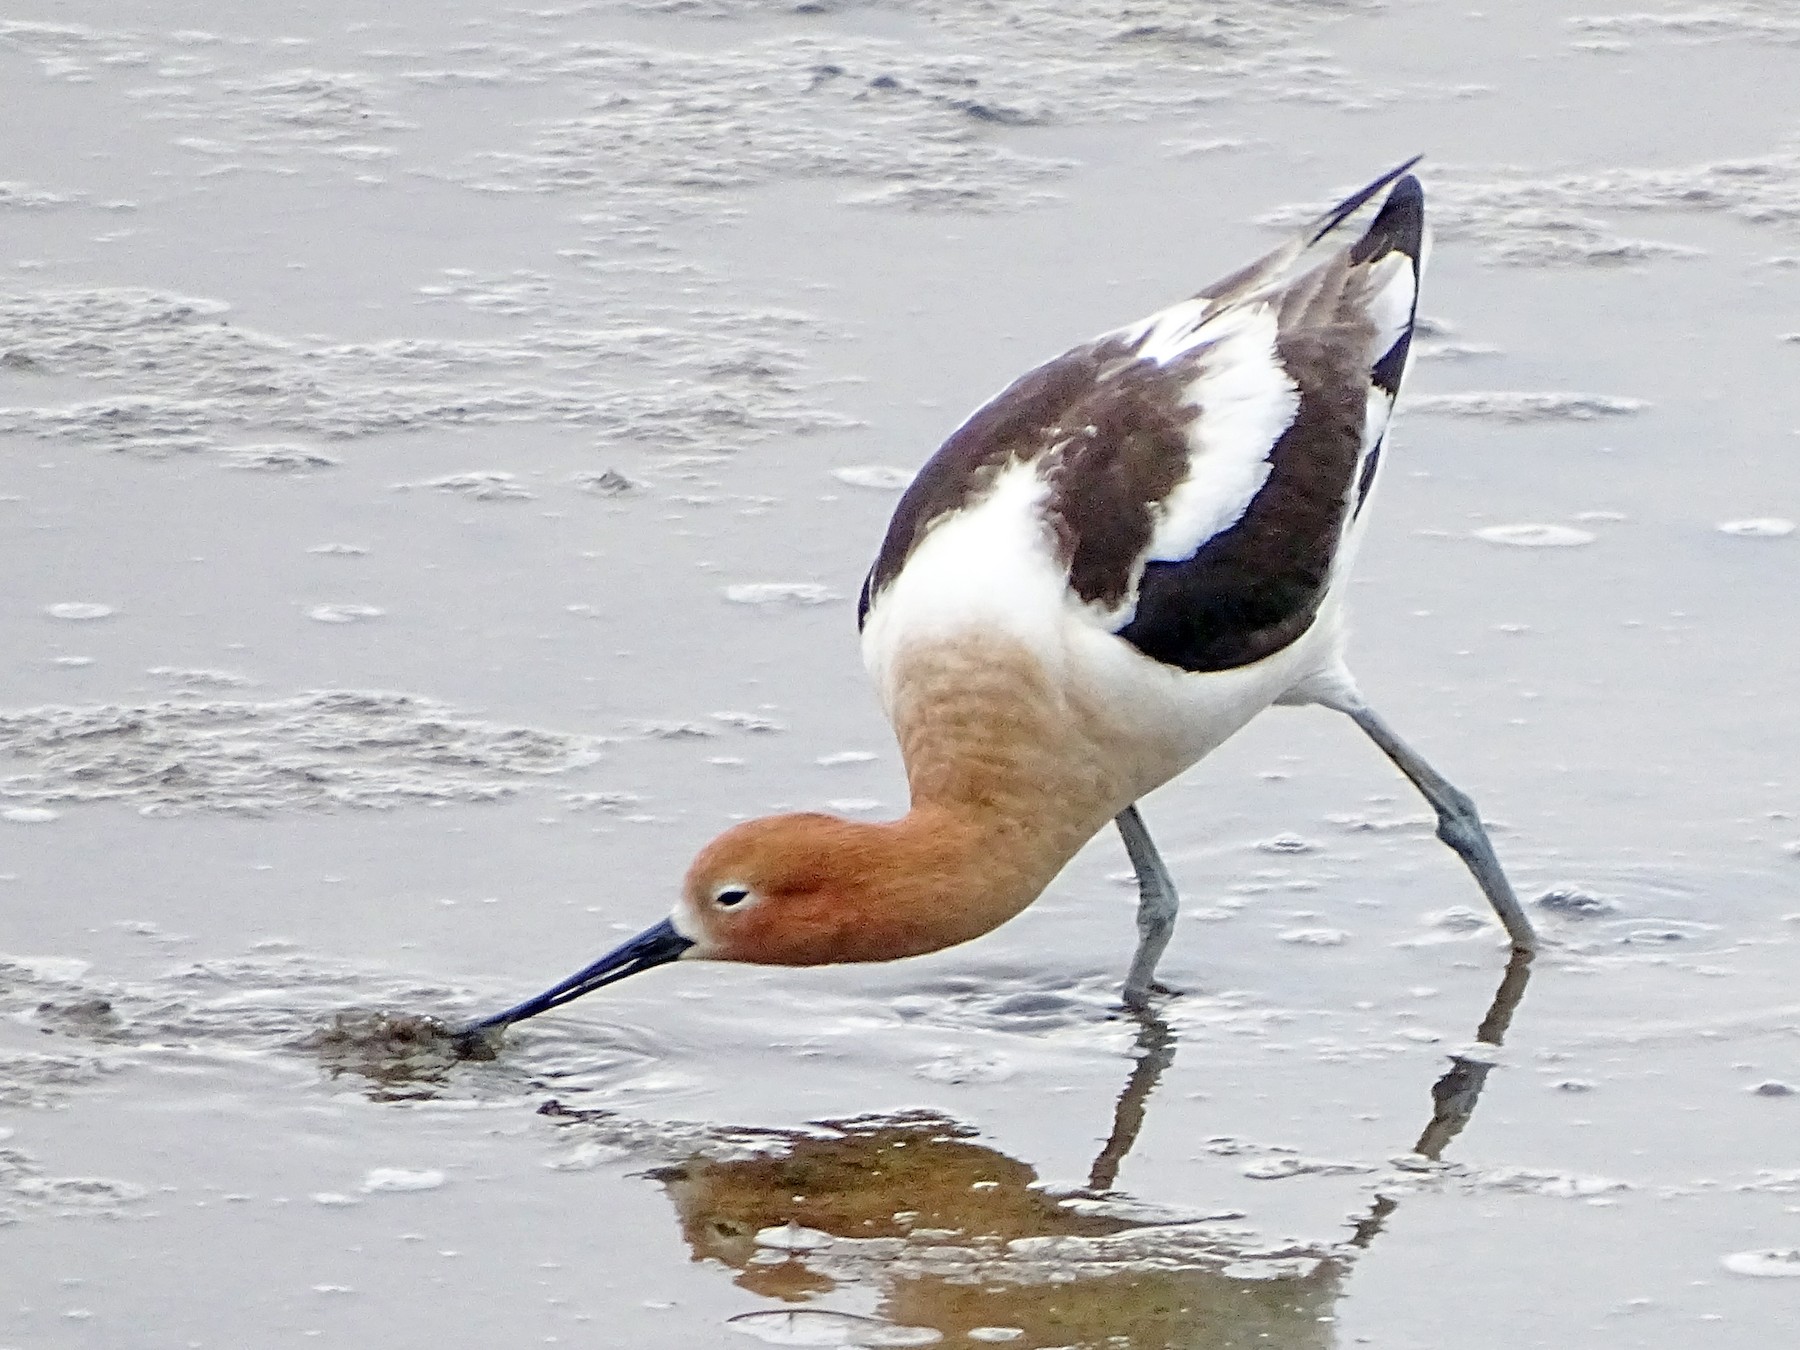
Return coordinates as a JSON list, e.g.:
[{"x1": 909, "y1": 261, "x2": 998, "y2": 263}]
[{"x1": 3, "y1": 2, "x2": 1798, "y2": 1347}]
